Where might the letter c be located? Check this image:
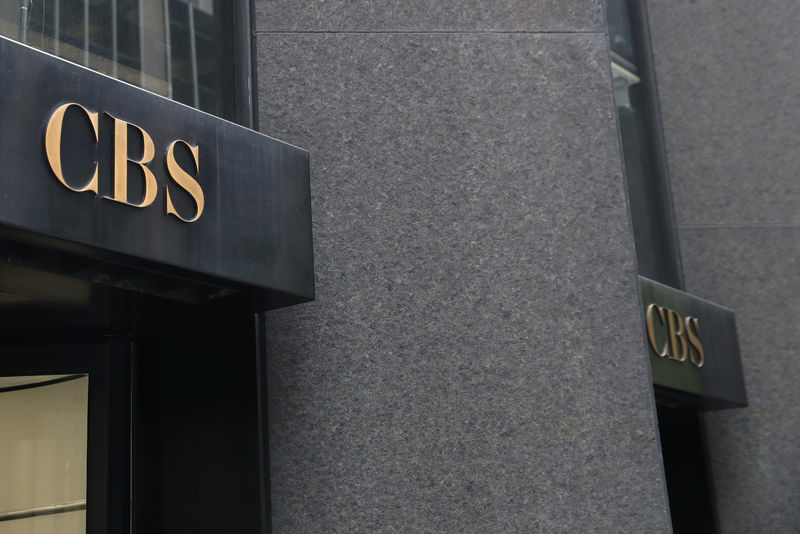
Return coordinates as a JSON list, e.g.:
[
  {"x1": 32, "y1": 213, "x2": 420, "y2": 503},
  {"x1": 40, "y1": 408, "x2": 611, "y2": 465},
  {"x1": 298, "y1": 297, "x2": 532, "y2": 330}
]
[
  {"x1": 44, "y1": 103, "x2": 99, "y2": 193},
  {"x1": 645, "y1": 304, "x2": 668, "y2": 357}
]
